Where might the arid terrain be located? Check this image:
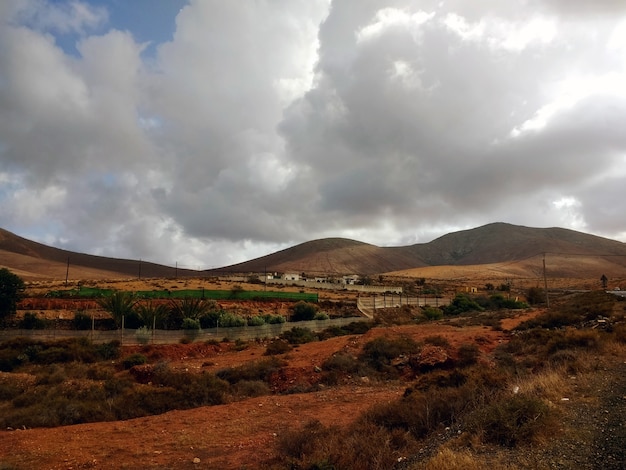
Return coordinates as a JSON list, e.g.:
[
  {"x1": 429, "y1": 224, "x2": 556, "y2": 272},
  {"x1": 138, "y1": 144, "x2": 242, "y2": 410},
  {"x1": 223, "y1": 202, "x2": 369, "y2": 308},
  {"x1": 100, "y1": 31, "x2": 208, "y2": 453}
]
[
  {"x1": 0, "y1": 311, "x2": 533, "y2": 469},
  {"x1": 2, "y1": 224, "x2": 626, "y2": 469}
]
